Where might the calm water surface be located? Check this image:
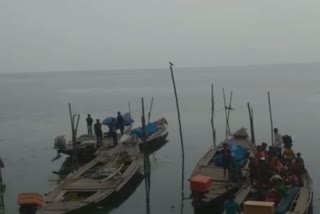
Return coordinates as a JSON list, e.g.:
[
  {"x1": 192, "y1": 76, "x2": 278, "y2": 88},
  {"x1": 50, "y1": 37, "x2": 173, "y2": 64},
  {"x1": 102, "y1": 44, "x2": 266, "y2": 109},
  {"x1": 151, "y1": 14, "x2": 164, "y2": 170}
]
[{"x1": 0, "y1": 64, "x2": 319, "y2": 213}]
